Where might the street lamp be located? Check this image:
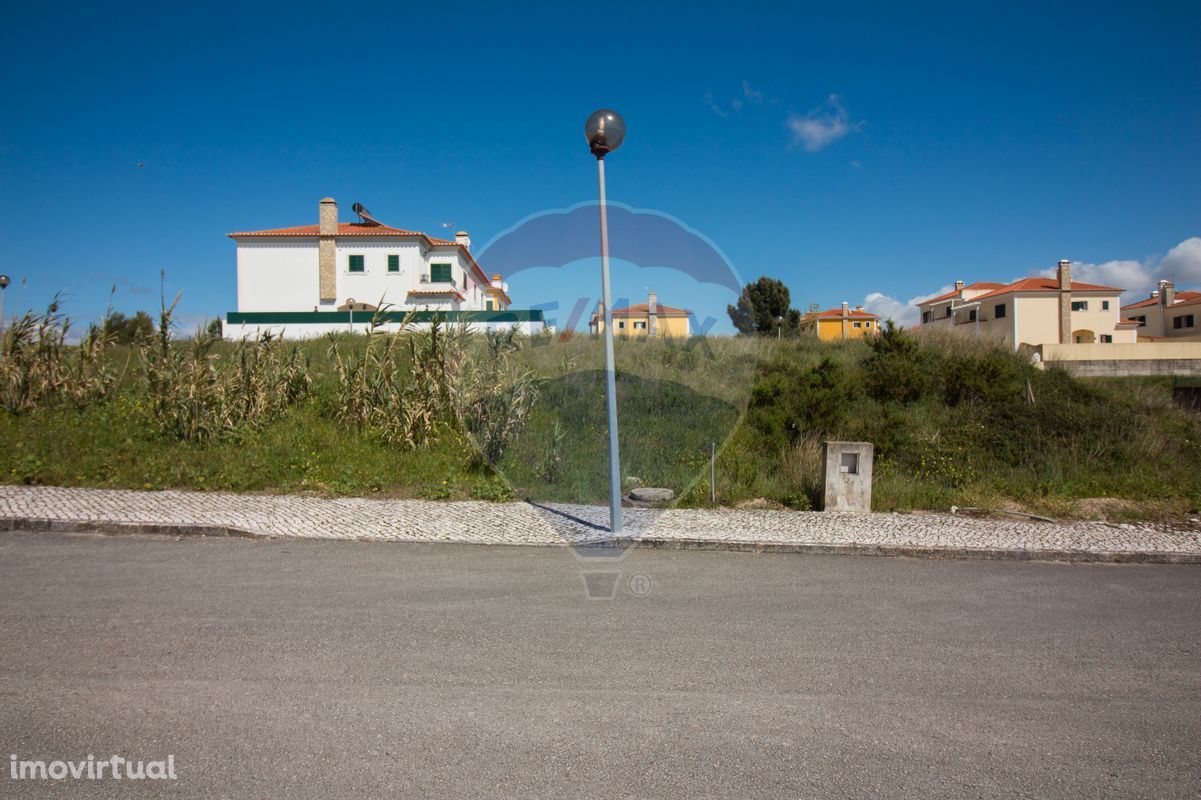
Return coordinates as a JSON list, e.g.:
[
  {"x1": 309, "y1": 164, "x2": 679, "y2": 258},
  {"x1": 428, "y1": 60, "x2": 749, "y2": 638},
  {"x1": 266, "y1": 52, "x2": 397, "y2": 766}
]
[
  {"x1": 0, "y1": 274, "x2": 10, "y2": 333},
  {"x1": 586, "y1": 108, "x2": 626, "y2": 534},
  {"x1": 777, "y1": 315, "x2": 783, "y2": 340}
]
